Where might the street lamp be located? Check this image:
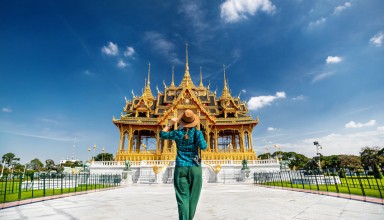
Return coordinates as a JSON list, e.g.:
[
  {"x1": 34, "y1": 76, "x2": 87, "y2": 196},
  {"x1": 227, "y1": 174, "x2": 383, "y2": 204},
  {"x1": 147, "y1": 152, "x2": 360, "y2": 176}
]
[
  {"x1": 88, "y1": 147, "x2": 91, "y2": 161},
  {"x1": 0, "y1": 160, "x2": 5, "y2": 178},
  {"x1": 313, "y1": 141, "x2": 322, "y2": 171},
  {"x1": 102, "y1": 147, "x2": 105, "y2": 161},
  {"x1": 93, "y1": 144, "x2": 97, "y2": 161},
  {"x1": 23, "y1": 163, "x2": 30, "y2": 178}
]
